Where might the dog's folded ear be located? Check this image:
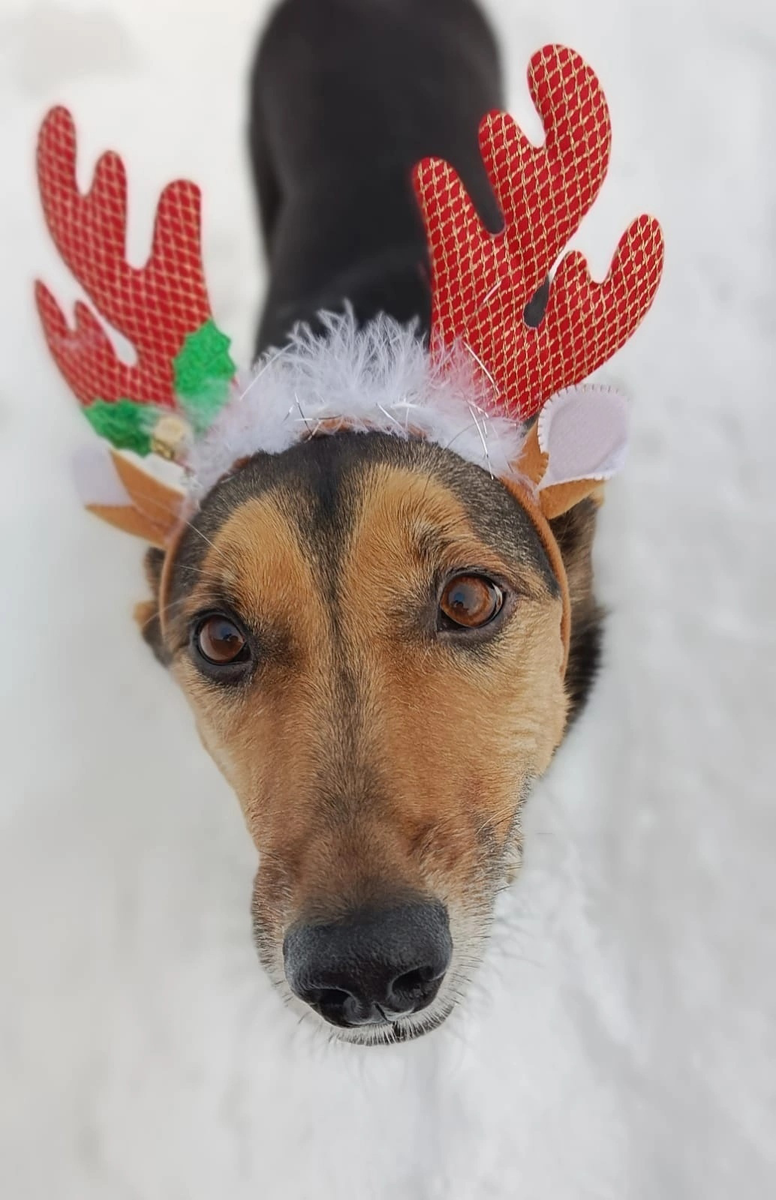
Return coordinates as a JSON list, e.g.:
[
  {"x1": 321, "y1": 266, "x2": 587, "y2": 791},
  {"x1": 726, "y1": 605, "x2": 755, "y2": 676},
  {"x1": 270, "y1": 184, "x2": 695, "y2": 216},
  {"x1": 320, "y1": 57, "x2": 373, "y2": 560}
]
[
  {"x1": 517, "y1": 385, "x2": 629, "y2": 520},
  {"x1": 548, "y1": 498, "x2": 604, "y2": 722},
  {"x1": 134, "y1": 546, "x2": 171, "y2": 666}
]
